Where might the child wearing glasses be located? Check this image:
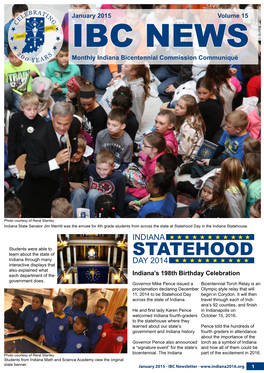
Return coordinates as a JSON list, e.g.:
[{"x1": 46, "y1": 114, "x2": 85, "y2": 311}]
[{"x1": 5, "y1": 295, "x2": 24, "y2": 331}]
